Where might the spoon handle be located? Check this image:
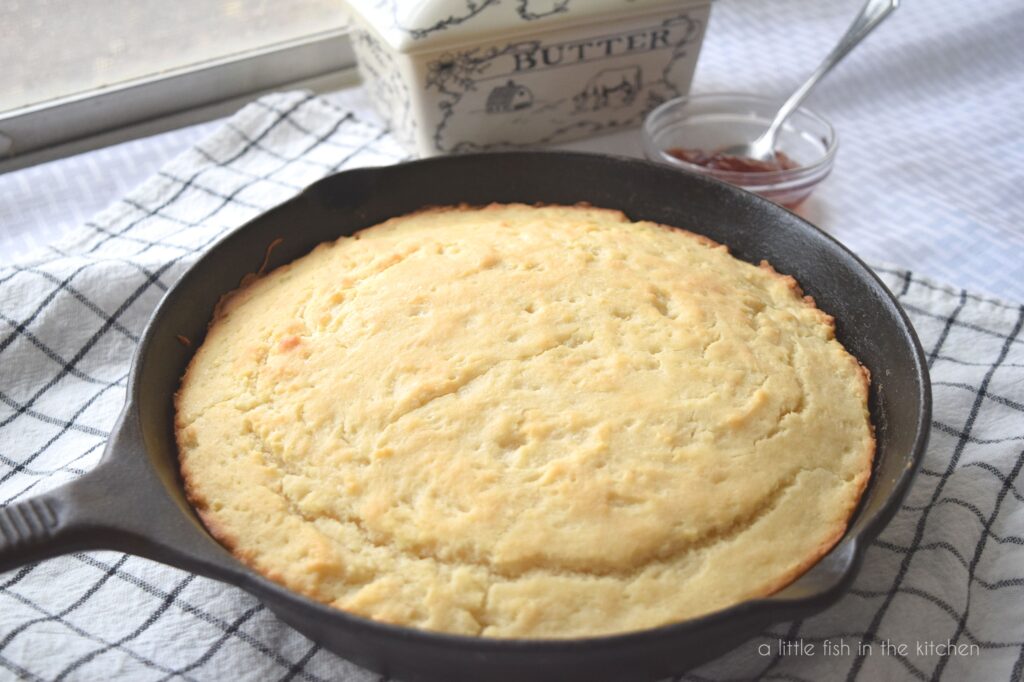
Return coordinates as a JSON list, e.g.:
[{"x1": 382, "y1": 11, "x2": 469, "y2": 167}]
[{"x1": 760, "y1": 0, "x2": 900, "y2": 145}]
